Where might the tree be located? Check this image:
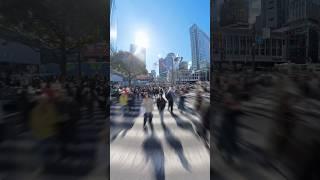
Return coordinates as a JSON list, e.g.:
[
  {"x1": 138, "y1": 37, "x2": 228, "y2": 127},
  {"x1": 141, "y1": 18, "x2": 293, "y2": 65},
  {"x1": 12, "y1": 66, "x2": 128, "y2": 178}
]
[
  {"x1": 0, "y1": 0, "x2": 106, "y2": 76},
  {"x1": 111, "y1": 51, "x2": 148, "y2": 86}
]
